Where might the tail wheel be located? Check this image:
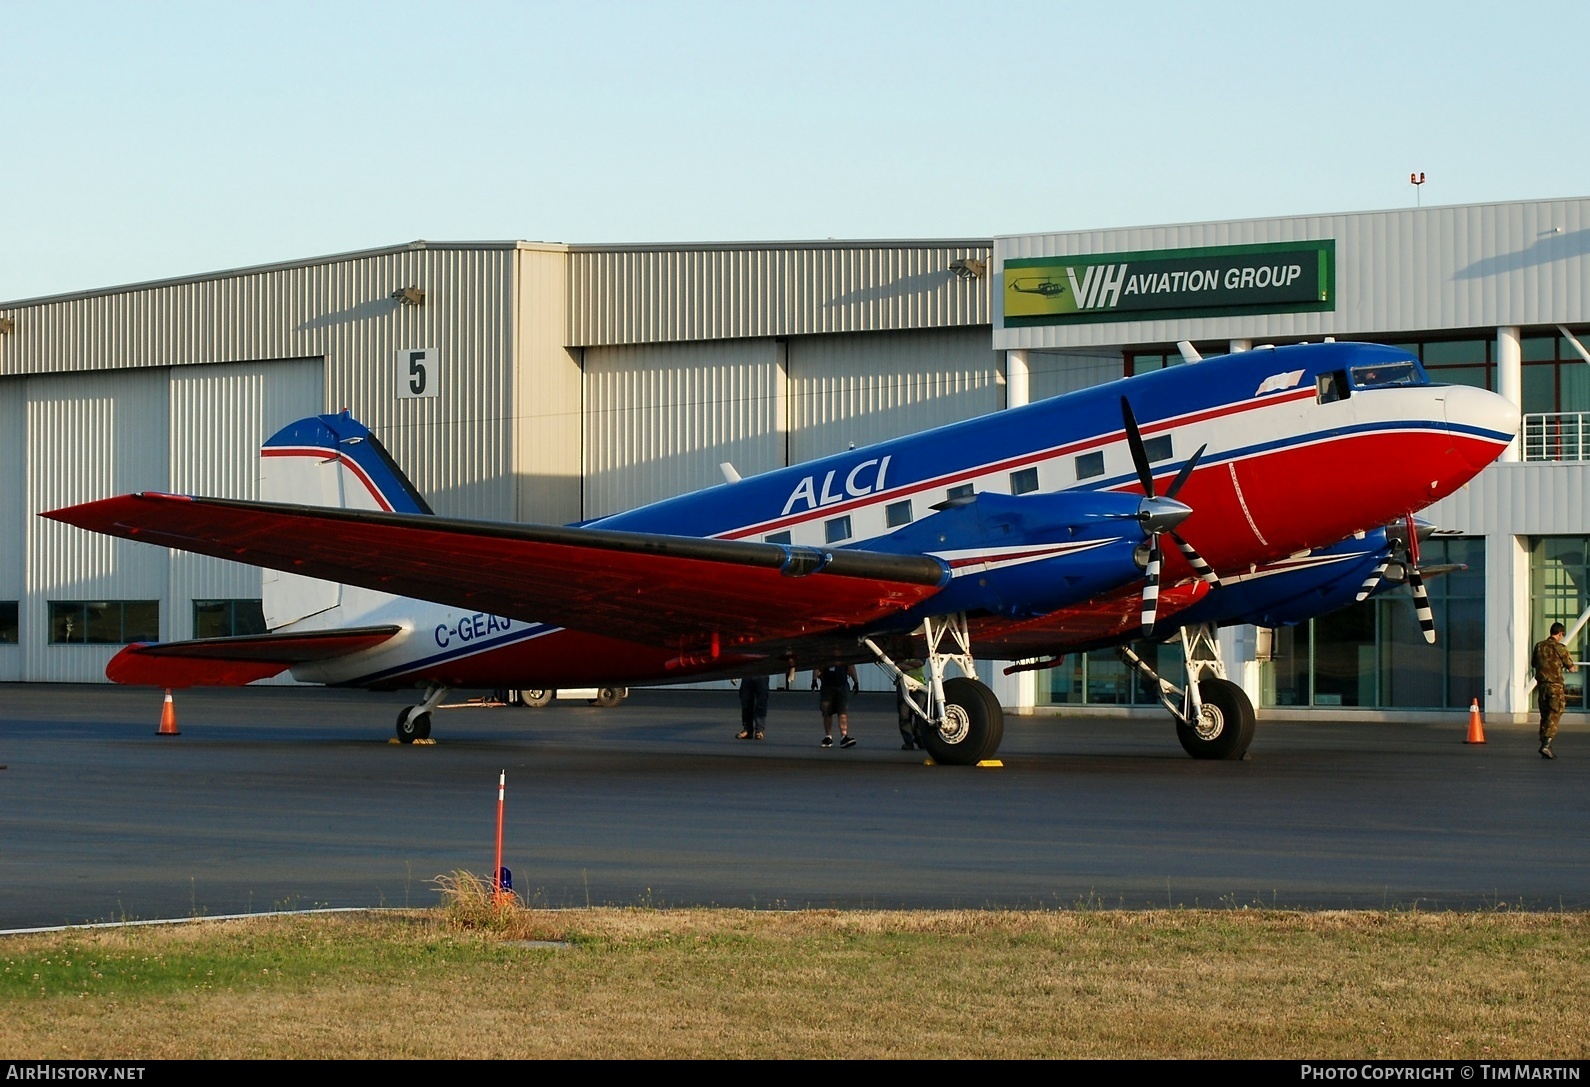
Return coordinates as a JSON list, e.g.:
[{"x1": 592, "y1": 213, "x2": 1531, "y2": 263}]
[
  {"x1": 918, "y1": 677, "x2": 1004, "y2": 766},
  {"x1": 519, "y1": 689, "x2": 554, "y2": 708},
  {"x1": 395, "y1": 707, "x2": 432, "y2": 743},
  {"x1": 1176, "y1": 678, "x2": 1255, "y2": 760},
  {"x1": 592, "y1": 687, "x2": 625, "y2": 708}
]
